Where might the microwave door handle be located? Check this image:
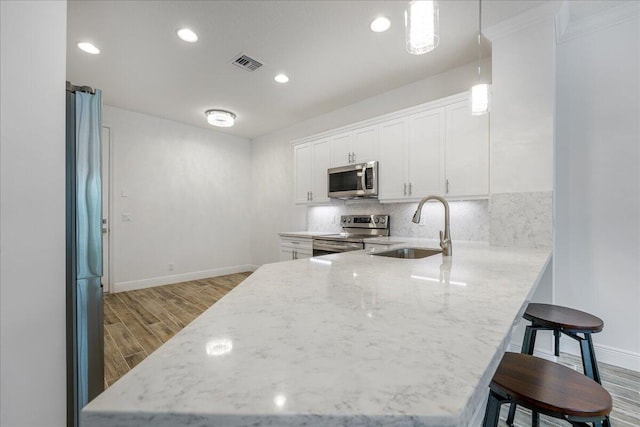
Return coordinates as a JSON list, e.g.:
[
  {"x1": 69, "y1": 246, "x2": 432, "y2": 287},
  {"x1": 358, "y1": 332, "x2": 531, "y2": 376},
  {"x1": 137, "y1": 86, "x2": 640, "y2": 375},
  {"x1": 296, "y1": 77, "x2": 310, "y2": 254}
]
[{"x1": 361, "y1": 165, "x2": 367, "y2": 191}]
